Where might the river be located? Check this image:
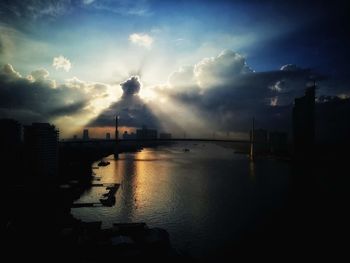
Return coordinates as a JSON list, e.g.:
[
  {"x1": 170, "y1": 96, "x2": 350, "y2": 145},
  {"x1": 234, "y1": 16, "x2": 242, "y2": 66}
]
[{"x1": 71, "y1": 142, "x2": 291, "y2": 258}]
